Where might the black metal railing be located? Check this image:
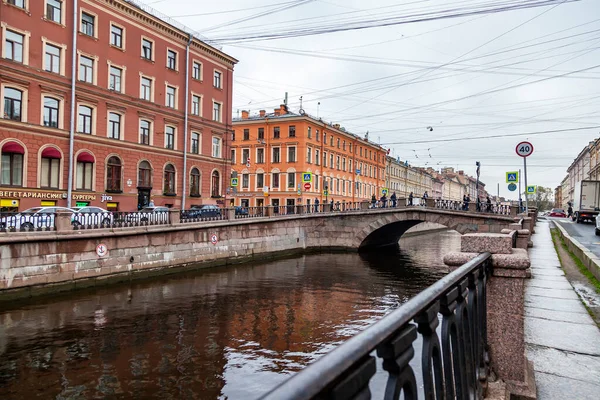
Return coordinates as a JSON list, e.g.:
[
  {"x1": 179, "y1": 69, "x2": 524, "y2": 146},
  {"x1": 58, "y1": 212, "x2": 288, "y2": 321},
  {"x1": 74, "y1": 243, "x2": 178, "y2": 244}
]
[
  {"x1": 233, "y1": 206, "x2": 264, "y2": 219},
  {"x1": 109, "y1": 211, "x2": 170, "y2": 228},
  {"x1": 0, "y1": 212, "x2": 56, "y2": 232},
  {"x1": 260, "y1": 252, "x2": 492, "y2": 400},
  {"x1": 71, "y1": 211, "x2": 114, "y2": 230},
  {"x1": 180, "y1": 208, "x2": 228, "y2": 223}
]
